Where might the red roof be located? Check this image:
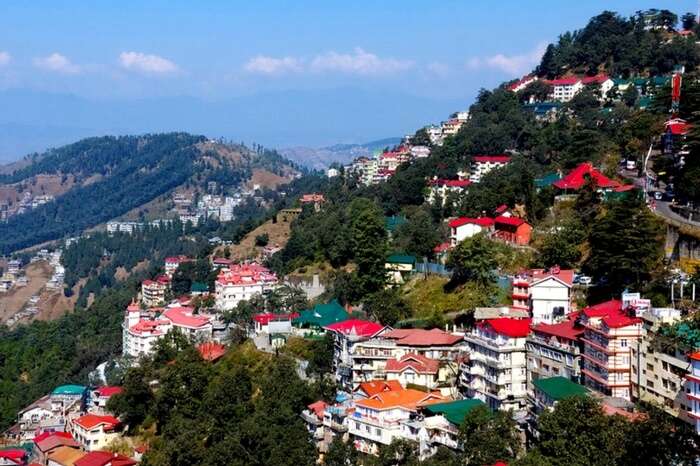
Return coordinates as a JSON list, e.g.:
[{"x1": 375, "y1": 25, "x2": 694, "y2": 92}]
[
  {"x1": 197, "y1": 342, "x2": 227, "y2": 361},
  {"x1": 532, "y1": 316, "x2": 583, "y2": 341},
  {"x1": 689, "y1": 351, "x2": 700, "y2": 361},
  {"x1": 252, "y1": 312, "x2": 299, "y2": 325},
  {"x1": 382, "y1": 328, "x2": 464, "y2": 346},
  {"x1": 613, "y1": 184, "x2": 636, "y2": 193},
  {"x1": 94, "y1": 386, "x2": 123, "y2": 398},
  {"x1": 473, "y1": 155, "x2": 511, "y2": 163},
  {"x1": 356, "y1": 380, "x2": 404, "y2": 397},
  {"x1": 300, "y1": 193, "x2": 325, "y2": 203},
  {"x1": 582, "y1": 300, "x2": 622, "y2": 318},
  {"x1": 494, "y1": 215, "x2": 527, "y2": 227},
  {"x1": 34, "y1": 432, "x2": 80, "y2": 453},
  {"x1": 494, "y1": 204, "x2": 508, "y2": 214},
  {"x1": 307, "y1": 400, "x2": 328, "y2": 419},
  {"x1": 215, "y1": 263, "x2": 278, "y2": 286},
  {"x1": 448, "y1": 217, "x2": 495, "y2": 228},
  {"x1": 129, "y1": 319, "x2": 169, "y2": 335},
  {"x1": 548, "y1": 77, "x2": 581, "y2": 86},
  {"x1": 73, "y1": 414, "x2": 120, "y2": 431},
  {"x1": 480, "y1": 318, "x2": 532, "y2": 338},
  {"x1": 324, "y1": 319, "x2": 384, "y2": 338},
  {"x1": 385, "y1": 353, "x2": 440, "y2": 374},
  {"x1": 603, "y1": 313, "x2": 641, "y2": 329},
  {"x1": 531, "y1": 267, "x2": 575, "y2": 287},
  {"x1": 162, "y1": 307, "x2": 211, "y2": 329},
  {"x1": 430, "y1": 179, "x2": 471, "y2": 188},
  {"x1": 433, "y1": 242, "x2": 452, "y2": 254},
  {"x1": 553, "y1": 162, "x2": 620, "y2": 190},
  {"x1": 0, "y1": 449, "x2": 26, "y2": 462},
  {"x1": 581, "y1": 74, "x2": 610, "y2": 85},
  {"x1": 666, "y1": 118, "x2": 690, "y2": 136},
  {"x1": 75, "y1": 451, "x2": 137, "y2": 466},
  {"x1": 165, "y1": 255, "x2": 190, "y2": 264}
]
